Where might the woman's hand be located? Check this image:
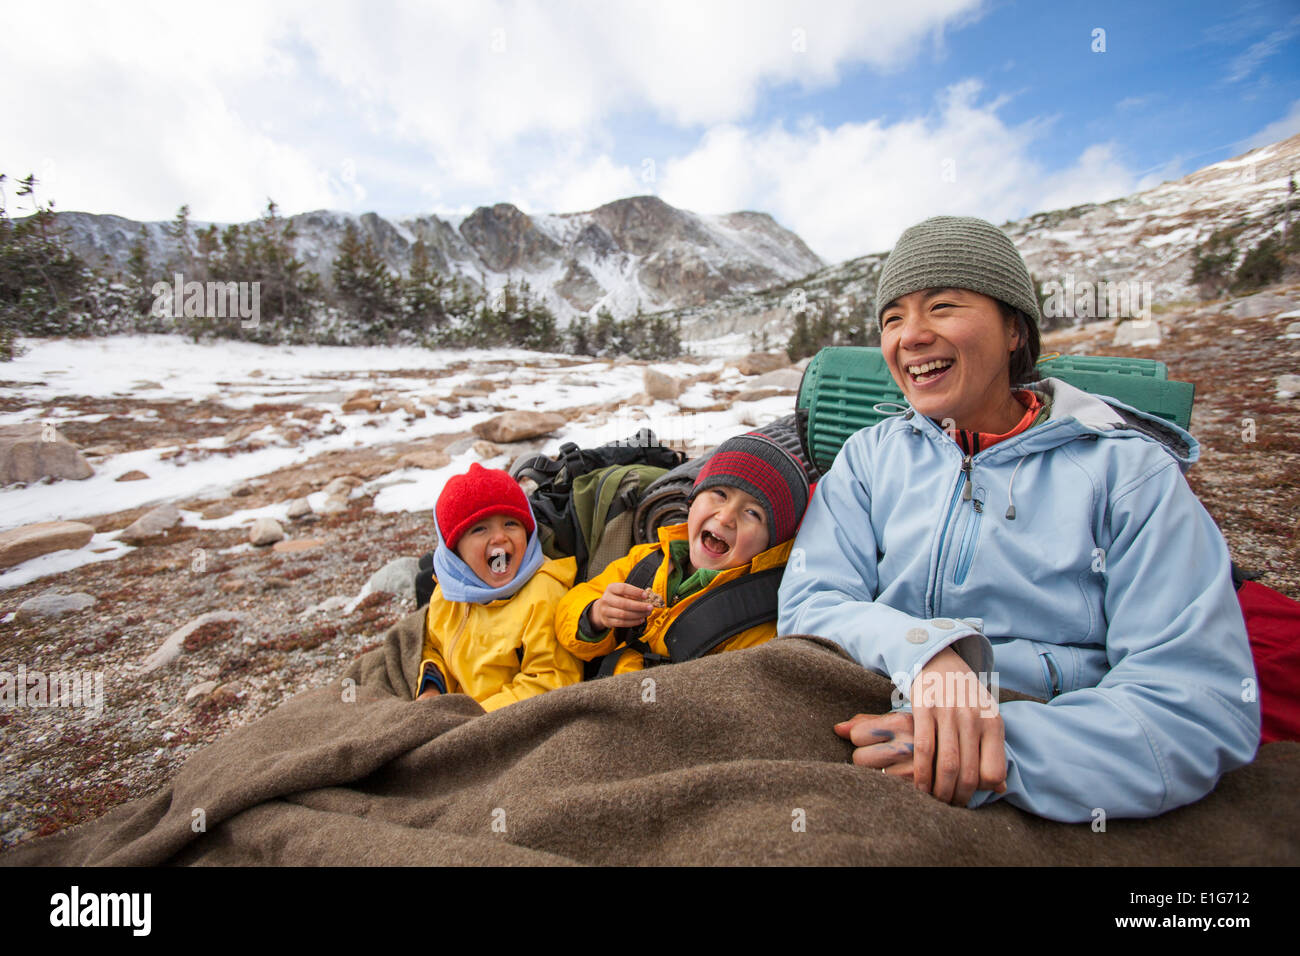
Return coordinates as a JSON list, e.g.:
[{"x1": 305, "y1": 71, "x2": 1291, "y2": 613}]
[
  {"x1": 835, "y1": 647, "x2": 1007, "y2": 807},
  {"x1": 588, "y1": 582, "x2": 656, "y2": 631},
  {"x1": 910, "y1": 646, "x2": 1007, "y2": 805},
  {"x1": 835, "y1": 711, "x2": 917, "y2": 778}
]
